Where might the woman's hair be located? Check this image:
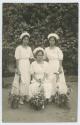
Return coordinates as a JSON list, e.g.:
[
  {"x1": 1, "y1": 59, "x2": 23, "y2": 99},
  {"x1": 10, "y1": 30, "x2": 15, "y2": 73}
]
[{"x1": 34, "y1": 50, "x2": 44, "y2": 58}]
